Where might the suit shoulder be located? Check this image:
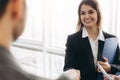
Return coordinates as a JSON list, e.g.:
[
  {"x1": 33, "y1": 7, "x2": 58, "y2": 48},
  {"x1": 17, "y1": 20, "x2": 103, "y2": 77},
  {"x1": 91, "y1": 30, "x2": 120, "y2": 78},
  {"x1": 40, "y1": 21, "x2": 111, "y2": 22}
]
[
  {"x1": 67, "y1": 31, "x2": 82, "y2": 39},
  {"x1": 57, "y1": 74, "x2": 71, "y2": 80},
  {"x1": 103, "y1": 31, "x2": 117, "y2": 38}
]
